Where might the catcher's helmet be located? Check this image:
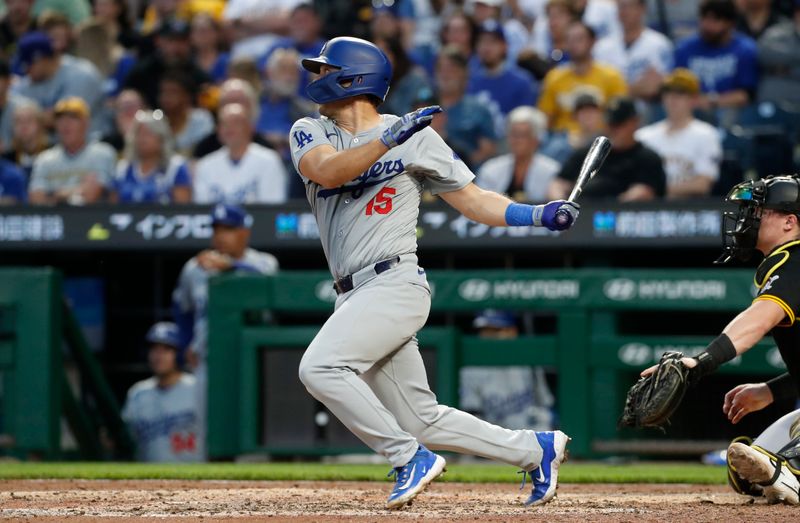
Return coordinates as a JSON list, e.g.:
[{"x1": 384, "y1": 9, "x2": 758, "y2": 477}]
[
  {"x1": 301, "y1": 37, "x2": 392, "y2": 105},
  {"x1": 717, "y1": 174, "x2": 800, "y2": 263},
  {"x1": 146, "y1": 321, "x2": 182, "y2": 349}
]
